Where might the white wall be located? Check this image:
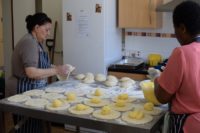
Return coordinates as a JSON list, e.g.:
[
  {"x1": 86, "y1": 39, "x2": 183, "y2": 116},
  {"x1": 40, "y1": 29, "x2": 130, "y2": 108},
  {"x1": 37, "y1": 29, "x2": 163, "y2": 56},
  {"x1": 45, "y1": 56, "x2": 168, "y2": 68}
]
[
  {"x1": 105, "y1": 0, "x2": 122, "y2": 65},
  {"x1": 13, "y1": 0, "x2": 35, "y2": 46},
  {"x1": 125, "y1": 0, "x2": 179, "y2": 61},
  {"x1": 125, "y1": 12, "x2": 179, "y2": 60}
]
